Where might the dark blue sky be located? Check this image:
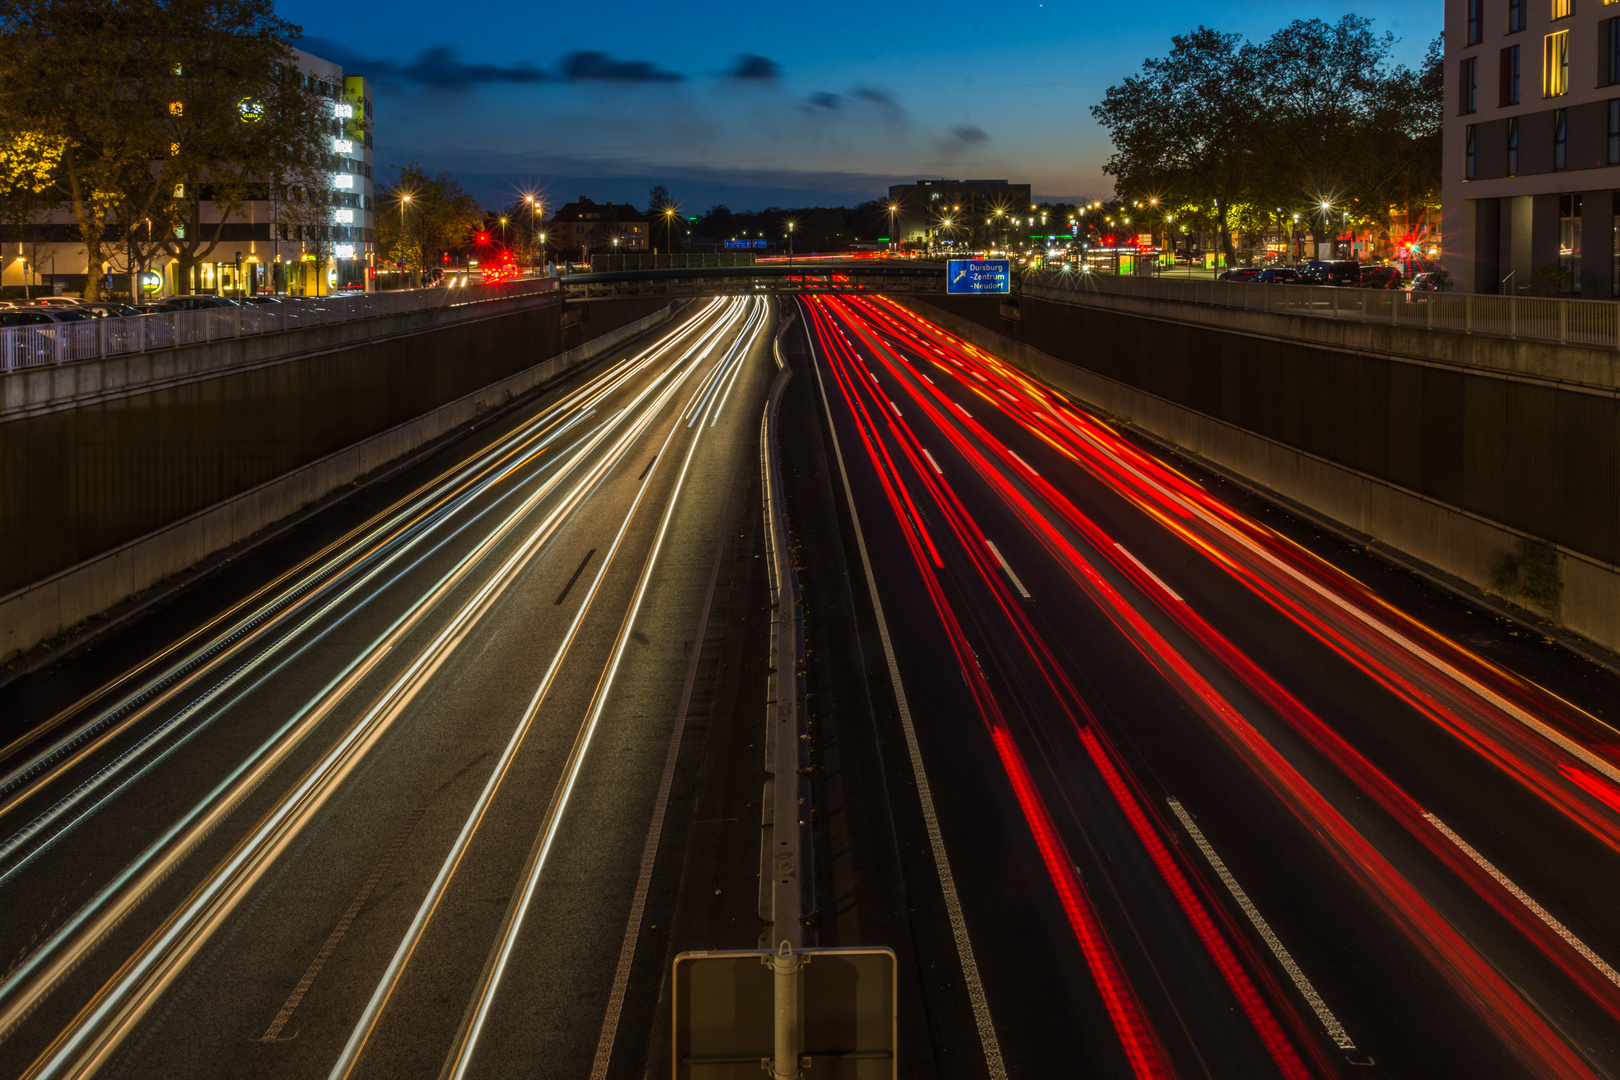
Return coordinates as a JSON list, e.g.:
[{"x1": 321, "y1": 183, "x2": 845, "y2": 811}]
[{"x1": 285, "y1": 0, "x2": 1440, "y2": 212}]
